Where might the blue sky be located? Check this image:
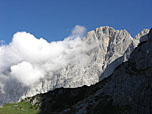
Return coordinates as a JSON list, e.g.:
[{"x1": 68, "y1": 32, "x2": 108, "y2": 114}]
[{"x1": 0, "y1": 0, "x2": 151, "y2": 43}]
